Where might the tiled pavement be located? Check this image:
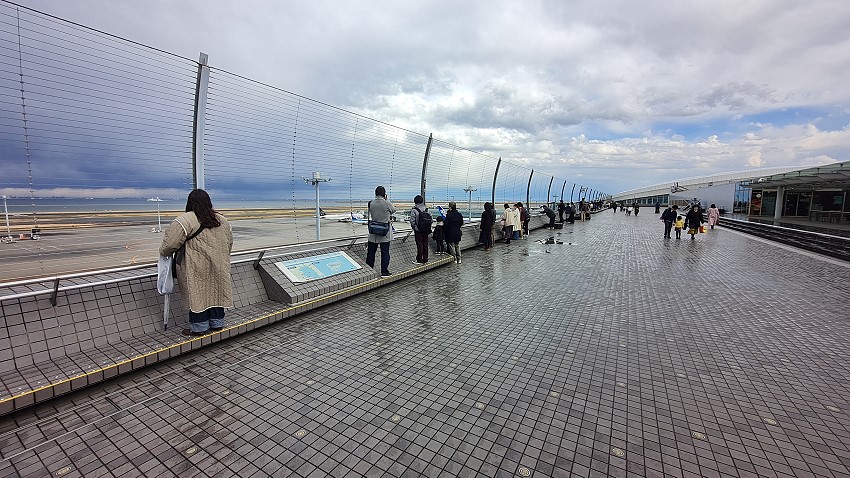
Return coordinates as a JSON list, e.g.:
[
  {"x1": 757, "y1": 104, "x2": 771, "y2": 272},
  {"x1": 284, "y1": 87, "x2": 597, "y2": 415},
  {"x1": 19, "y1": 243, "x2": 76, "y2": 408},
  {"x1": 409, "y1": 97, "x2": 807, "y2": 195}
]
[{"x1": 0, "y1": 212, "x2": 849, "y2": 478}]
